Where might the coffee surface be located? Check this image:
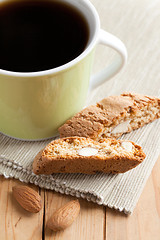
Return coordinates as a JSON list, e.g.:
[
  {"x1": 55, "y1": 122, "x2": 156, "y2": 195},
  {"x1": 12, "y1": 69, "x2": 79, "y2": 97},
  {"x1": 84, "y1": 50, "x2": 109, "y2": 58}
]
[{"x1": 0, "y1": 1, "x2": 89, "y2": 72}]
